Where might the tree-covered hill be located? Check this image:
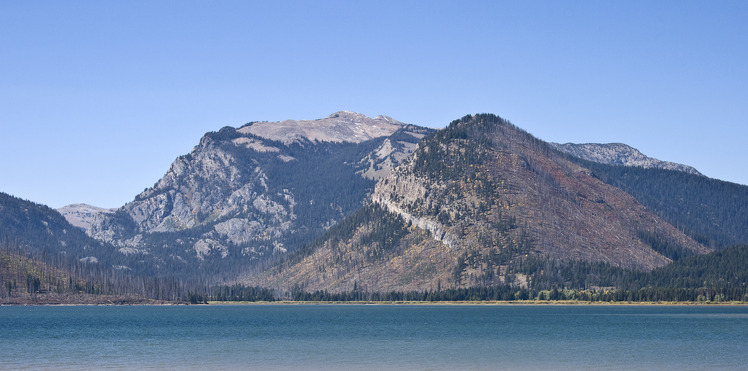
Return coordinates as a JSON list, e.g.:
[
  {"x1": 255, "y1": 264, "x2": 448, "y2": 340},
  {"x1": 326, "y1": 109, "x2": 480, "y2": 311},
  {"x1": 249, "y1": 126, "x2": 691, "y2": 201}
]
[
  {"x1": 0, "y1": 192, "x2": 188, "y2": 302},
  {"x1": 644, "y1": 244, "x2": 748, "y2": 290},
  {"x1": 567, "y1": 158, "x2": 748, "y2": 248},
  {"x1": 0, "y1": 192, "x2": 111, "y2": 263}
]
